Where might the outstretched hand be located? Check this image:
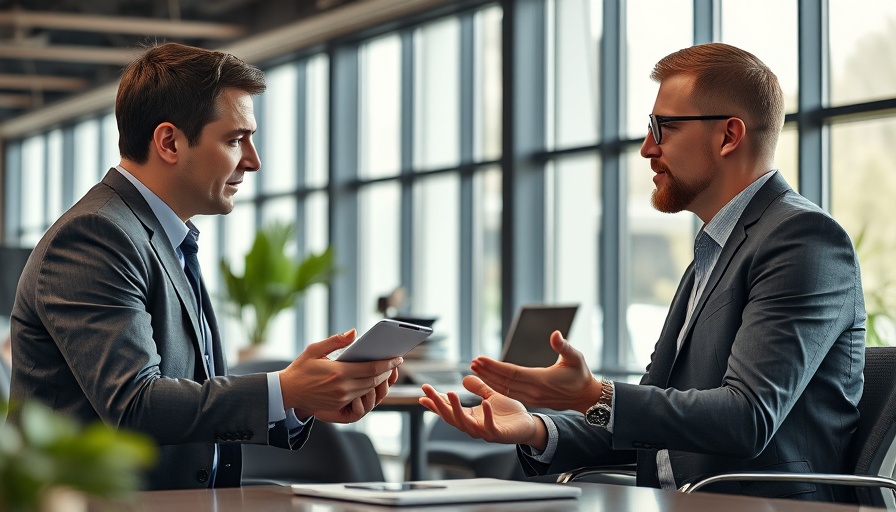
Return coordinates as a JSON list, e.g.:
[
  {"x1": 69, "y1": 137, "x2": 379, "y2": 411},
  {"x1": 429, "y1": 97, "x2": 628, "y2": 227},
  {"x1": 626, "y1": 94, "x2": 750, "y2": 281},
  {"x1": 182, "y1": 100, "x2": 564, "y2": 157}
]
[
  {"x1": 471, "y1": 330, "x2": 601, "y2": 413},
  {"x1": 279, "y1": 330, "x2": 402, "y2": 423},
  {"x1": 418, "y1": 375, "x2": 547, "y2": 450}
]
